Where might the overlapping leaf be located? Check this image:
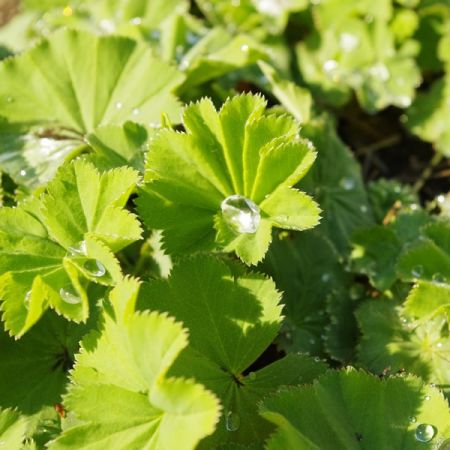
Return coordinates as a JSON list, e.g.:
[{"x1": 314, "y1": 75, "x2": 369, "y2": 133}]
[
  {"x1": 0, "y1": 28, "x2": 184, "y2": 188},
  {"x1": 261, "y1": 369, "x2": 450, "y2": 449},
  {"x1": 0, "y1": 408, "x2": 28, "y2": 450},
  {"x1": 0, "y1": 159, "x2": 140, "y2": 335},
  {"x1": 137, "y1": 256, "x2": 327, "y2": 447},
  {"x1": 137, "y1": 93, "x2": 320, "y2": 265},
  {"x1": 50, "y1": 278, "x2": 220, "y2": 450}
]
